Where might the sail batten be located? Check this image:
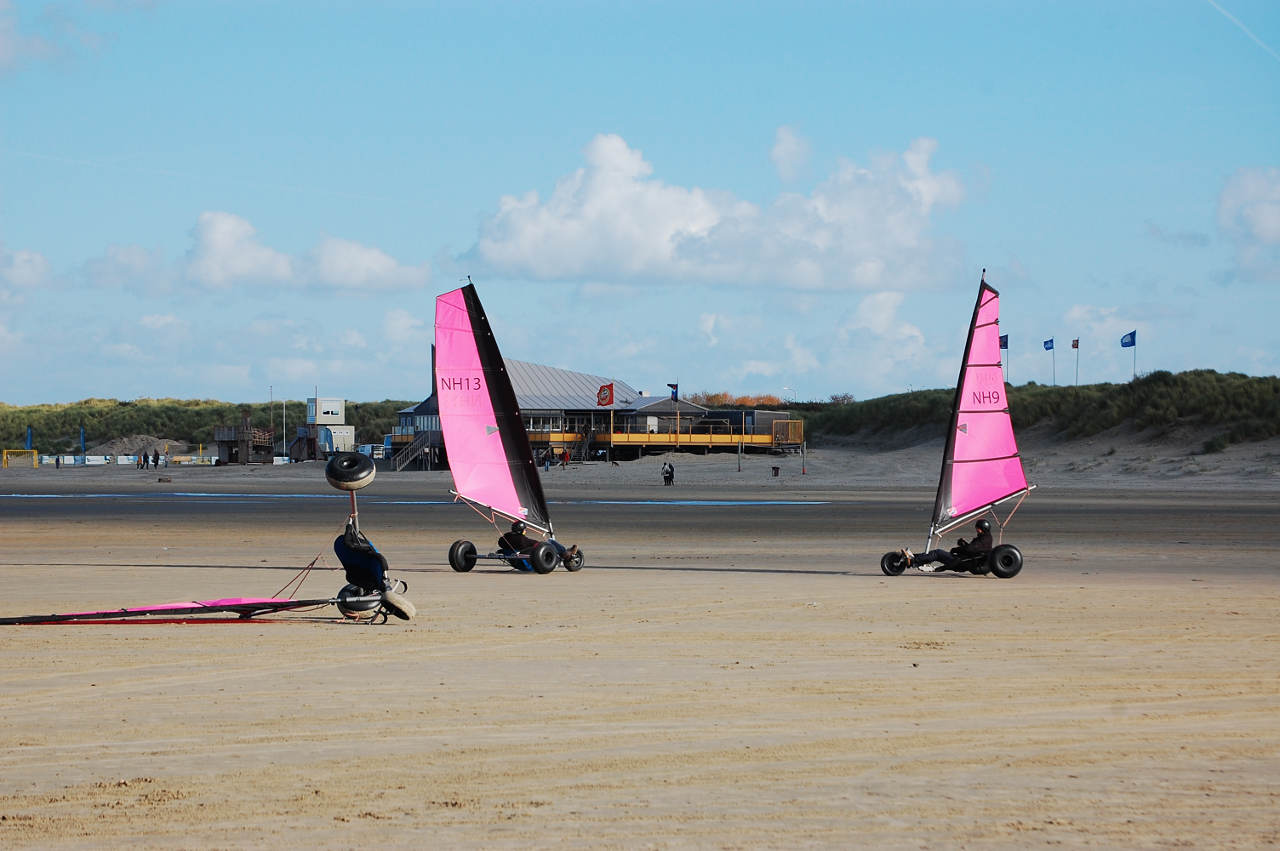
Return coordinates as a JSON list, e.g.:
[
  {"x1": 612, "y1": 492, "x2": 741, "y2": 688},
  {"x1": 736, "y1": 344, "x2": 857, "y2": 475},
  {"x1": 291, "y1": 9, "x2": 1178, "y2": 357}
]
[
  {"x1": 435, "y1": 284, "x2": 552, "y2": 534},
  {"x1": 931, "y1": 279, "x2": 1029, "y2": 534}
]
